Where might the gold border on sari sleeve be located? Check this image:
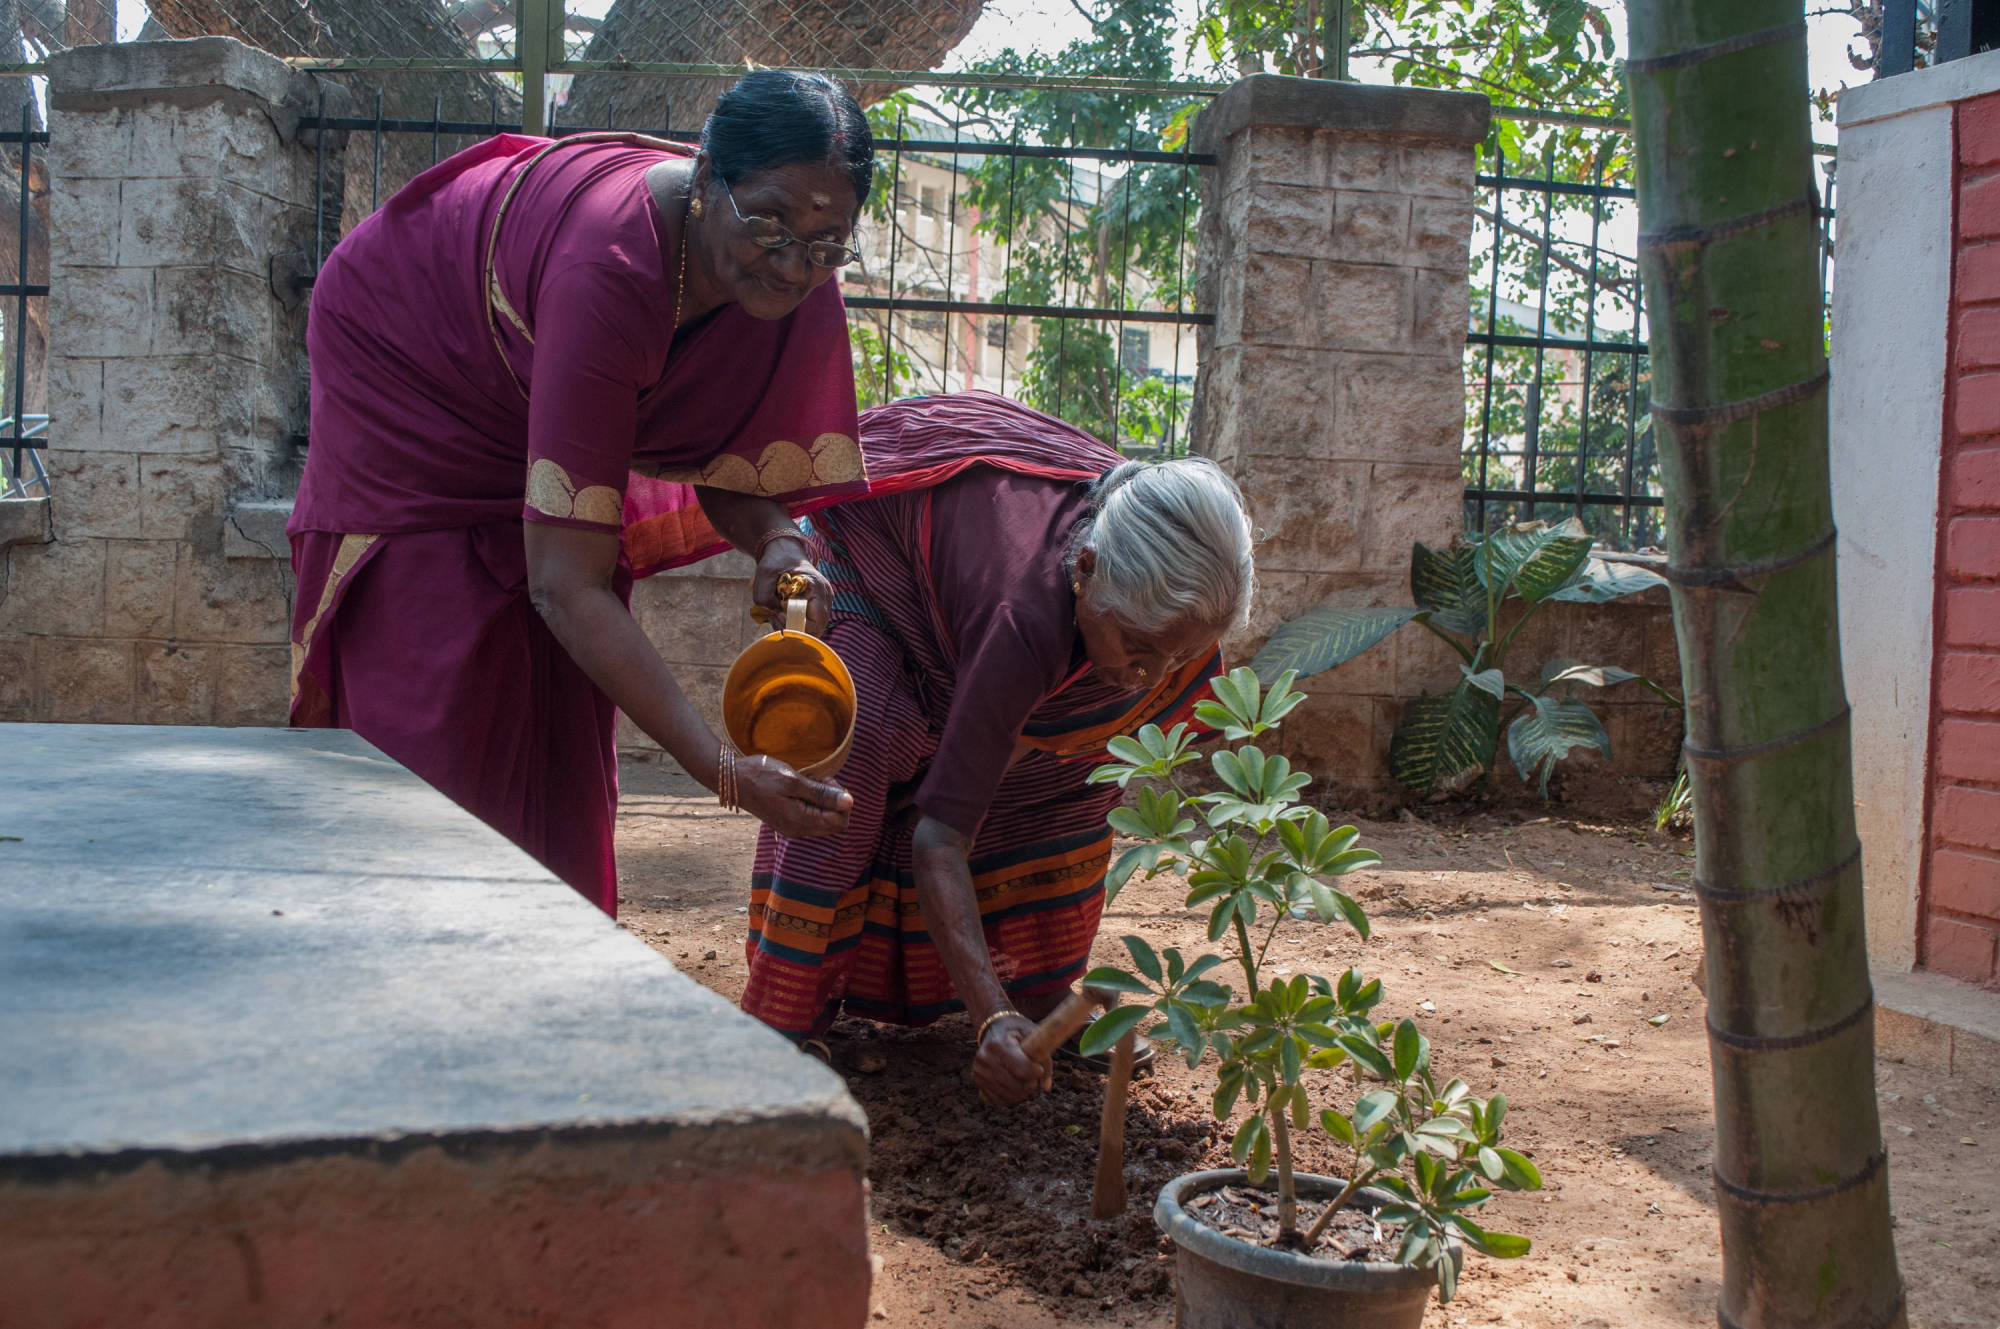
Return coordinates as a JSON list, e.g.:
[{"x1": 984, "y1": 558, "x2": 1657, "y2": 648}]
[
  {"x1": 526, "y1": 457, "x2": 624, "y2": 526},
  {"x1": 637, "y1": 433, "x2": 867, "y2": 497},
  {"x1": 290, "y1": 532, "x2": 380, "y2": 706}
]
